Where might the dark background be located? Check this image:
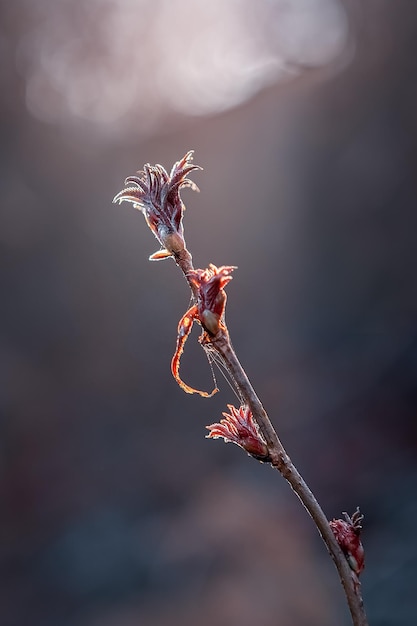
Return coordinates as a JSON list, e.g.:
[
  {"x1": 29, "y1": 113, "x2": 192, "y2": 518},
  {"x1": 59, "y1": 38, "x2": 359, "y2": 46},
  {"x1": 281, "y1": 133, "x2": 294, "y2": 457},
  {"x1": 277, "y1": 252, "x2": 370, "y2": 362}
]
[{"x1": 1, "y1": 1, "x2": 417, "y2": 625}]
